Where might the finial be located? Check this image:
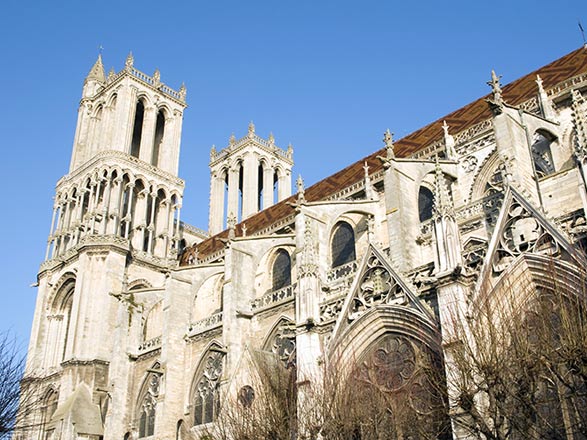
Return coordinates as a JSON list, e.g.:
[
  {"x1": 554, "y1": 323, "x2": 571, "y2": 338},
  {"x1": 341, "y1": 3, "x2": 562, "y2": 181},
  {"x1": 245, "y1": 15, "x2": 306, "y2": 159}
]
[
  {"x1": 363, "y1": 161, "x2": 369, "y2": 177},
  {"x1": 487, "y1": 69, "x2": 504, "y2": 109},
  {"x1": 107, "y1": 68, "x2": 115, "y2": 82},
  {"x1": 179, "y1": 83, "x2": 187, "y2": 101},
  {"x1": 364, "y1": 161, "x2": 375, "y2": 200},
  {"x1": 227, "y1": 213, "x2": 237, "y2": 239},
  {"x1": 536, "y1": 75, "x2": 555, "y2": 120},
  {"x1": 248, "y1": 121, "x2": 255, "y2": 138},
  {"x1": 383, "y1": 129, "x2": 395, "y2": 159},
  {"x1": 286, "y1": 143, "x2": 293, "y2": 159},
  {"x1": 229, "y1": 133, "x2": 236, "y2": 147},
  {"x1": 125, "y1": 51, "x2": 134, "y2": 70},
  {"x1": 153, "y1": 68, "x2": 161, "y2": 86},
  {"x1": 268, "y1": 132, "x2": 275, "y2": 146},
  {"x1": 296, "y1": 175, "x2": 306, "y2": 203},
  {"x1": 210, "y1": 145, "x2": 217, "y2": 161},
  {"x1": 242, "y1": 224, "x2": 247, "y2": 237},
  {"x1": 442, "y1": 121, "x2": 457, "y2": 160}
]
